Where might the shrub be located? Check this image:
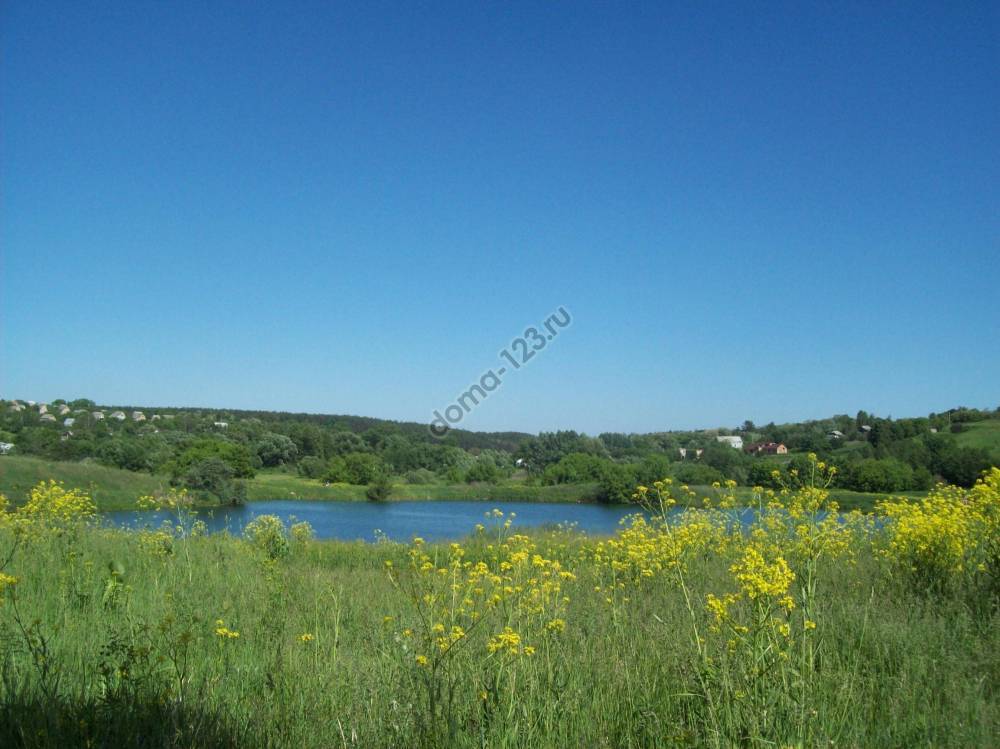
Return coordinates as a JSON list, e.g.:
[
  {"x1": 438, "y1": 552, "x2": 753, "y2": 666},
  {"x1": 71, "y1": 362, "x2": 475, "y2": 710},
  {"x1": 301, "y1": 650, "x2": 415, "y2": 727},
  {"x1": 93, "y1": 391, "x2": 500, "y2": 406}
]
[
  {"x1": 243, "y1": 514, "x2": 290, "y2": 560},
  {"x1": 366, "y1": 476, "x2": 393, "y2": 501},
  {"x1": 297, "y1": 455, "x2": 326, "y2": 479},
  {"x1": 404, "y1": 468, "x2": 437, "y2": 485}
]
